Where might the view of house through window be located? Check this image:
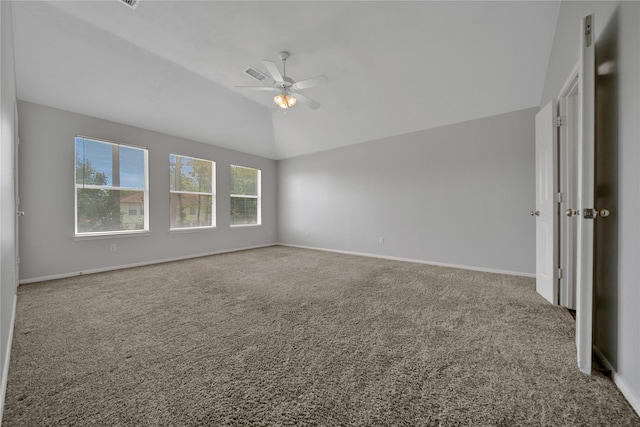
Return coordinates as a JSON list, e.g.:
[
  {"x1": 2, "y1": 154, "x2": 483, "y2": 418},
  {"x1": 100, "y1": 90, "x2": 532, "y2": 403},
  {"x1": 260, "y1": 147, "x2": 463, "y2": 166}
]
[
  {"x1": 75, "y1": 136, "x2": 148, "y2": 235},
  {"x1": 170, "y1": 154, "x2": 215, "y2": 229},
  {"x1": 230, "y1": 165, "x2": 261, "y2": 226}
]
